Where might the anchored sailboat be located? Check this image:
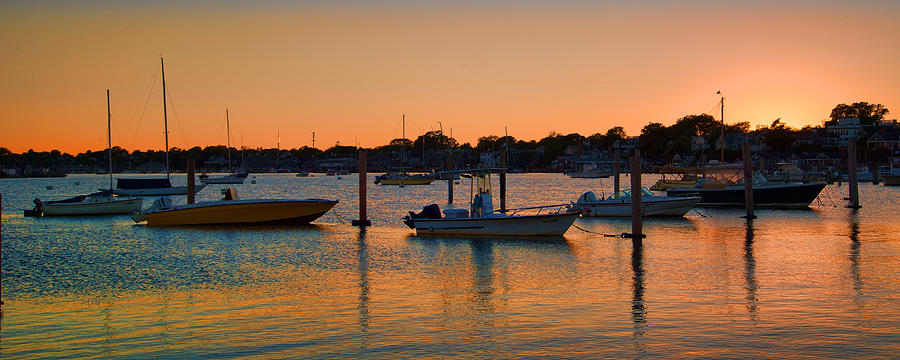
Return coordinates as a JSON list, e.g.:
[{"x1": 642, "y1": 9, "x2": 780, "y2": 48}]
[
  {"x1": 26, "y1": 90, "x2": 143, "y2": 216},
  {"x1": 114, "y1": 57, "x2": 206, "y2": 196},
  {"x1": 200, "y1": 108, "x2": 248, "y2": 184}
]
